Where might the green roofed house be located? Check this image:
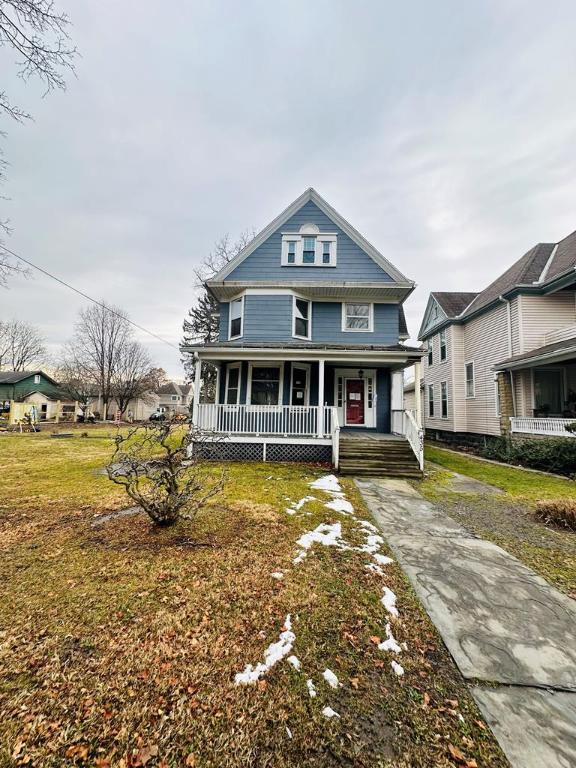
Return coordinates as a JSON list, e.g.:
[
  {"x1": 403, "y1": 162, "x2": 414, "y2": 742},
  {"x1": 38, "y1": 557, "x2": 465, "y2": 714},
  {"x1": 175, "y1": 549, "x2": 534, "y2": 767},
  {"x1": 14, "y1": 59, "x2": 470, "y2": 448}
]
[{"x1": 0, "y1": 371, "x2": 77, "y2": 422}]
